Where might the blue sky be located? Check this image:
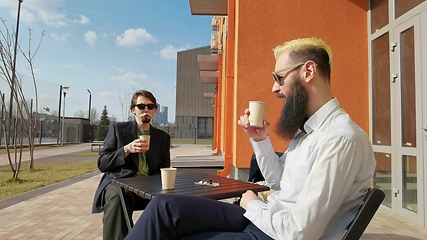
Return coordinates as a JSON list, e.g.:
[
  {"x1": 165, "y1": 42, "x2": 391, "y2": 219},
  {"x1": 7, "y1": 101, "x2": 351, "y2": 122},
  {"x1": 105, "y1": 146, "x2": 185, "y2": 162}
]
[{"x1": 0, "y1": 0, "x2": 212, "y2": 123}]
